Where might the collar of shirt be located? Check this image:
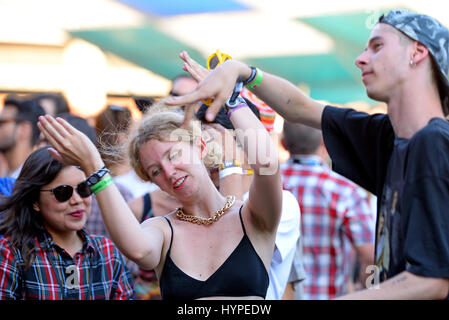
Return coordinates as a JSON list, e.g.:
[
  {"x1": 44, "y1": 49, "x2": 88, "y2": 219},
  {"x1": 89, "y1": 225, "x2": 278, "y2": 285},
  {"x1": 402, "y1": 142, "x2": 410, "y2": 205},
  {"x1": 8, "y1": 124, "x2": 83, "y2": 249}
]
[
  {"x1": 290, "y1": 155, "x2": 324, "y2": 166},
  {"x1": 37, "y1": 229, "x2": 97, "y2": 255}
]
